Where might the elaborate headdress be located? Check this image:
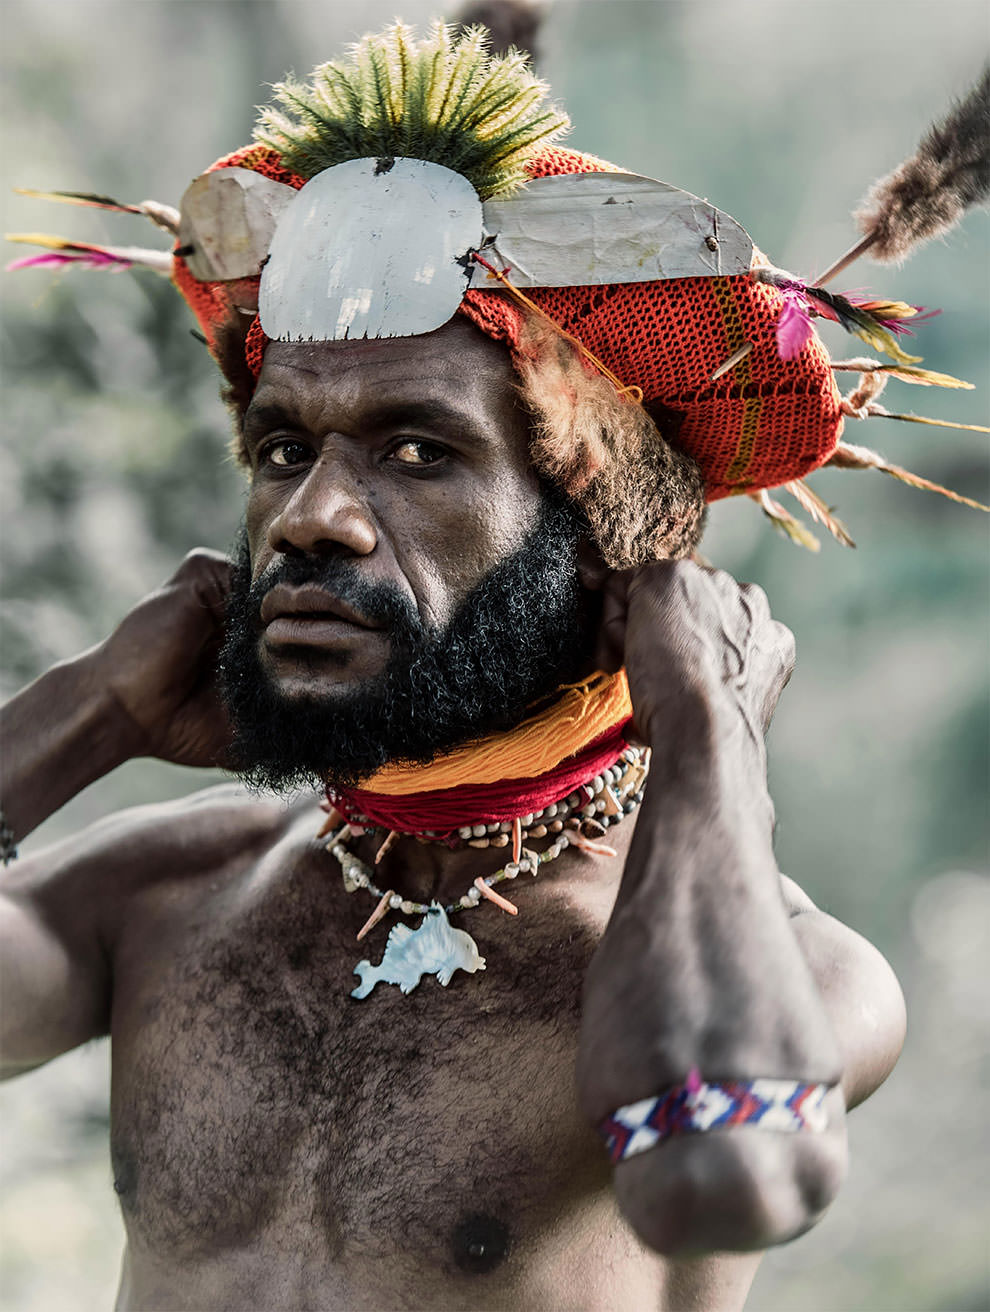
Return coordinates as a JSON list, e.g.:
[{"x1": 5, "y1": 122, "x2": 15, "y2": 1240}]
[{"x1": 8, "y1": 25, "x2": 988, "y2": 553}]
